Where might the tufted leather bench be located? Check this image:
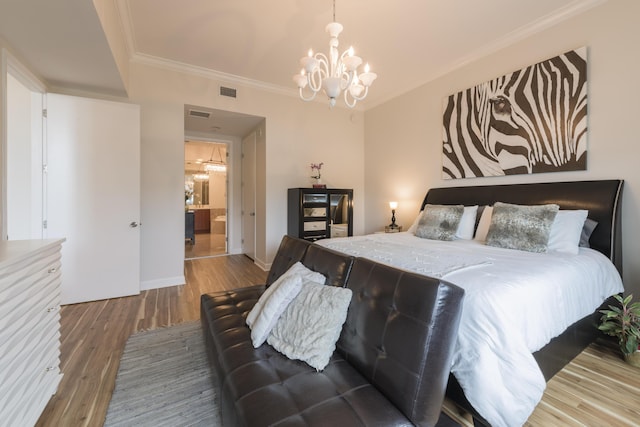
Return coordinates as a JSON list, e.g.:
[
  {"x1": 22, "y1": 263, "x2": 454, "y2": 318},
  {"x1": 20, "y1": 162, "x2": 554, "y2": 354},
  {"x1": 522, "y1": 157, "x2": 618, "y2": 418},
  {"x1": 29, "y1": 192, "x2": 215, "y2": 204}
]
[{"x1": 201, "y1": 236, "x2": 464, "y2": 426}]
